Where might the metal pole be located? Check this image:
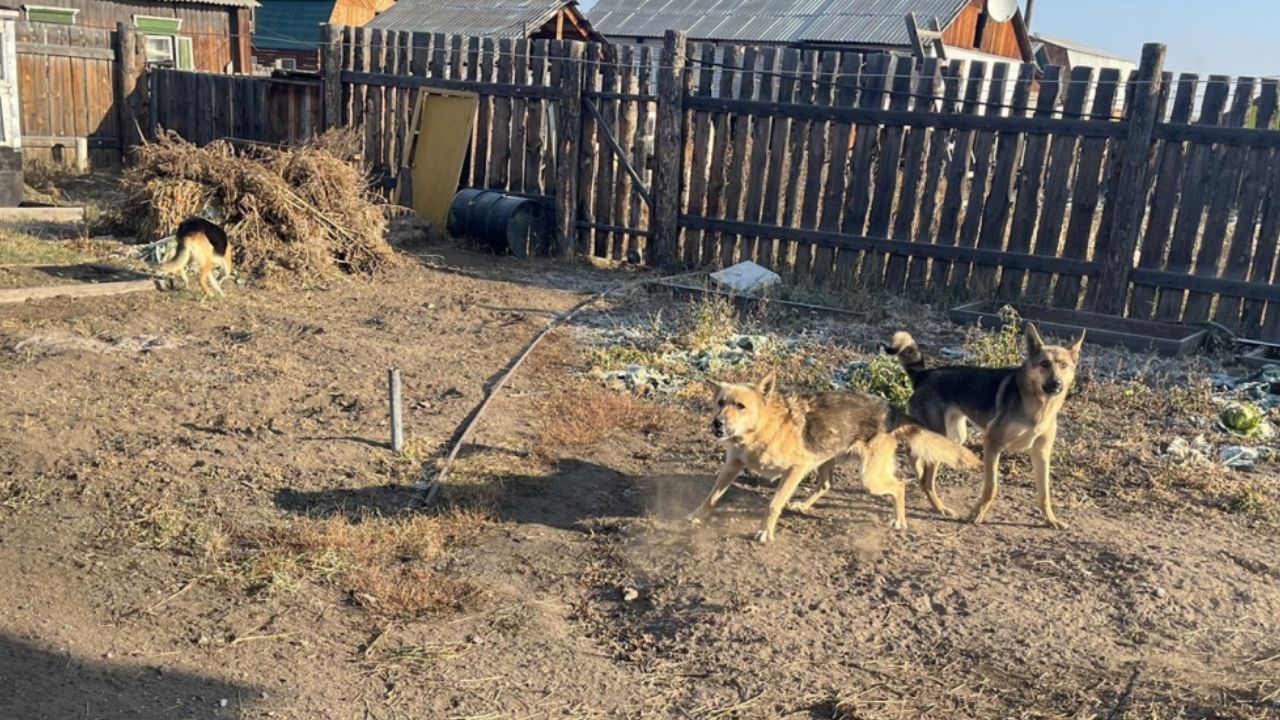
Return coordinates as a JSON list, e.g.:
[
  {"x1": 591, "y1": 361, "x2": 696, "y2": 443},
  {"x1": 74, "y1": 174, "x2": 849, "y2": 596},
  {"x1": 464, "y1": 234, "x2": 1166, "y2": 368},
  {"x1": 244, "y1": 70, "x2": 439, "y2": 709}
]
[
  {"x1": 1024, "y1": 0, "x2": 1036, "y2": 31},
  {"x1": 388, "y1": 368, "x2": 404, "y2": 453}
]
